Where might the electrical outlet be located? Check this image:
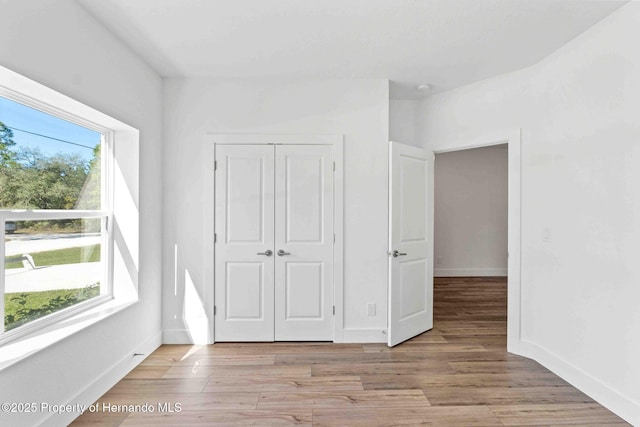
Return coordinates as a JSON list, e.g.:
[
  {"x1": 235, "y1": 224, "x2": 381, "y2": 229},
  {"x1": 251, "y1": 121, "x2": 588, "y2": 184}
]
[
  {"x1": 436, "y1": 256, "x2": 443, "y2": 265},
  {"x1": 367, "y1": 303, "x2": 376, "y2": 316}
]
